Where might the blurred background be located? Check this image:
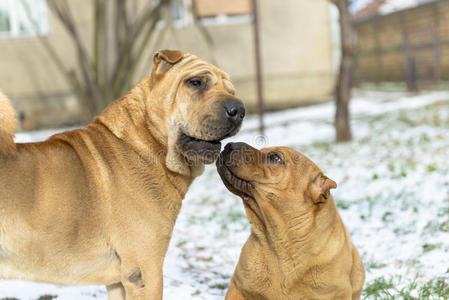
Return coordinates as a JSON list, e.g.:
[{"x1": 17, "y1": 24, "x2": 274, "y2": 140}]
[
  {"x1": 0, "y1": 0, "x2": 342, "y2": 130},
  {"x1": 0, "y1": 0, "x2": 448, "y2": 299},
  {"x1": 1, "y1": 0, "x2": 447, "y2": 132},
  {"x1": 0, "y1": 0, "x2": 448, "y2": 130}
]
